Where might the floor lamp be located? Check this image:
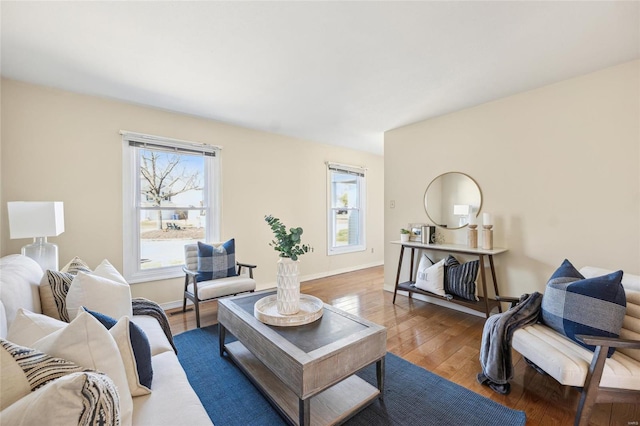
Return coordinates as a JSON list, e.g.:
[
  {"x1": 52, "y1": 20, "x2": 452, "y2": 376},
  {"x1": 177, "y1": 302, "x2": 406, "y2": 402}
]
[{"x1": 8, "y1": 201, "x2": 65, "y2": 271}]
